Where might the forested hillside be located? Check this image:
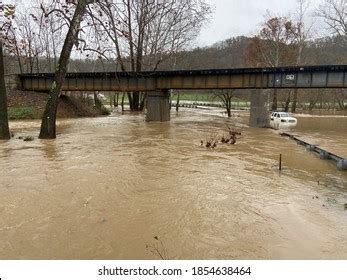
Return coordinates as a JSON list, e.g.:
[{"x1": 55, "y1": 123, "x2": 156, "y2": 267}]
[{"x1": 4, "y1": 35, "x2": 346, "y2": 73}]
